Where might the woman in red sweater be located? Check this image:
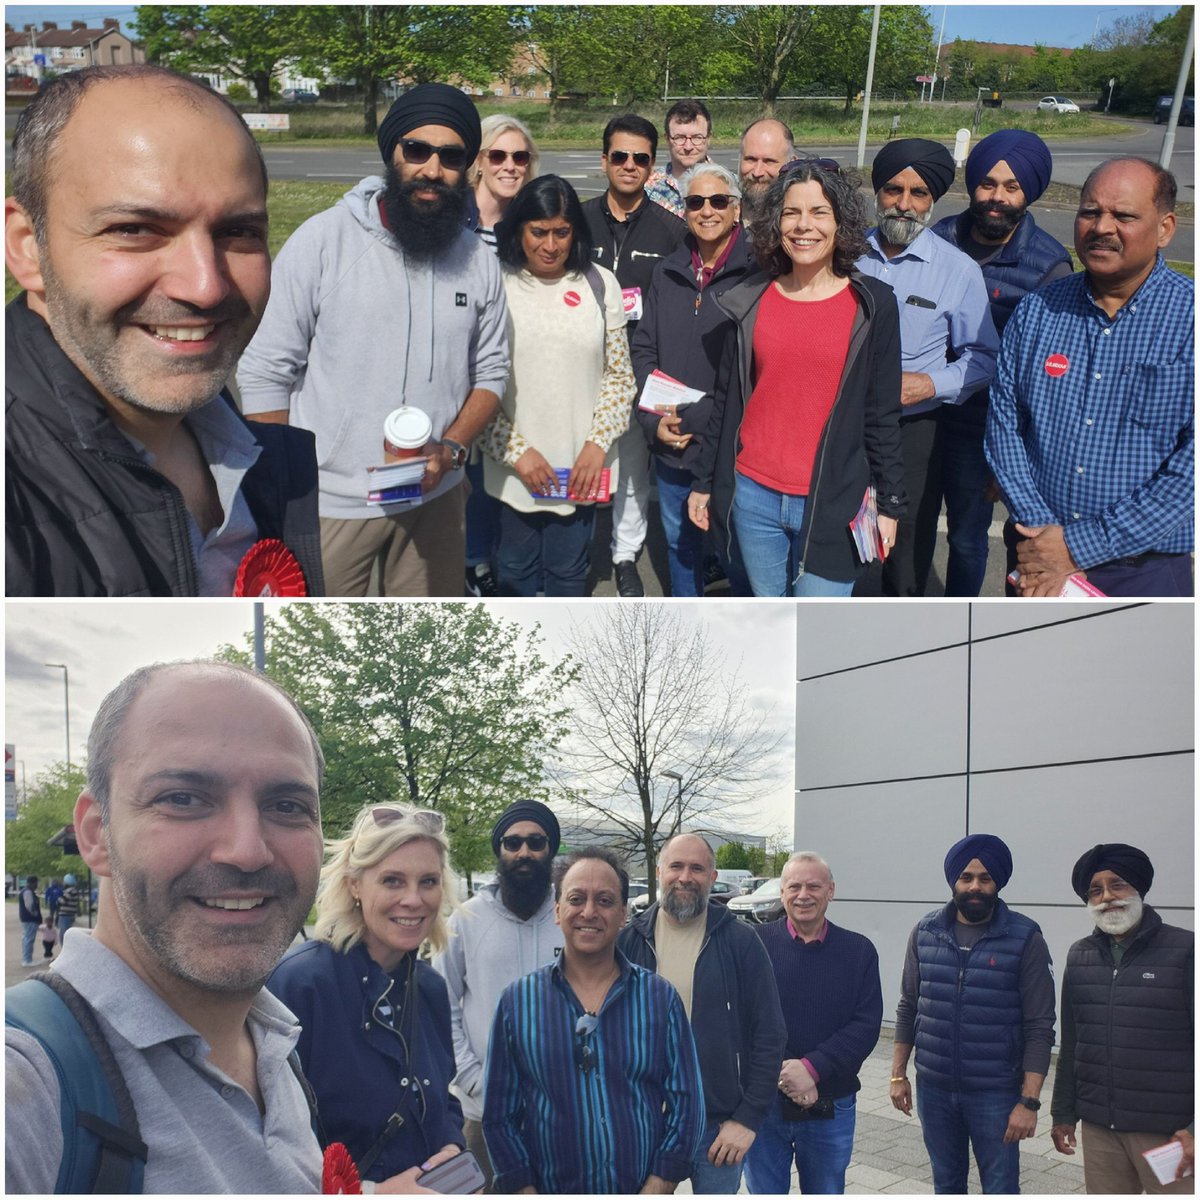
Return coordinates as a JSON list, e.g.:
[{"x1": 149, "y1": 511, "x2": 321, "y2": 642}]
[{"x1": 688, "y1": 160, "x2": 905, "y2": 596}]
